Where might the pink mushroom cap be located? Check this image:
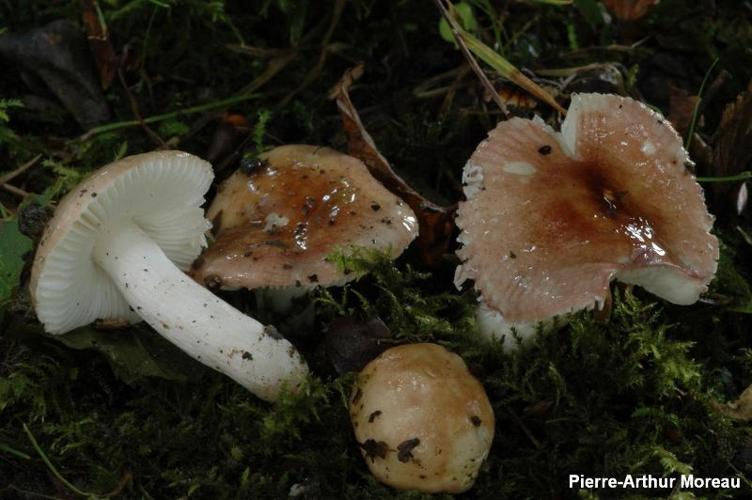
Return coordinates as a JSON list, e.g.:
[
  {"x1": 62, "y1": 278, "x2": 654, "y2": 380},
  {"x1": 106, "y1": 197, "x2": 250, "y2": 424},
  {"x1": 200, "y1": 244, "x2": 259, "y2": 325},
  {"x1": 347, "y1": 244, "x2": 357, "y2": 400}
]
[{"x1": 456, "y1": 93, "x2": 719, "y2": 323}]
